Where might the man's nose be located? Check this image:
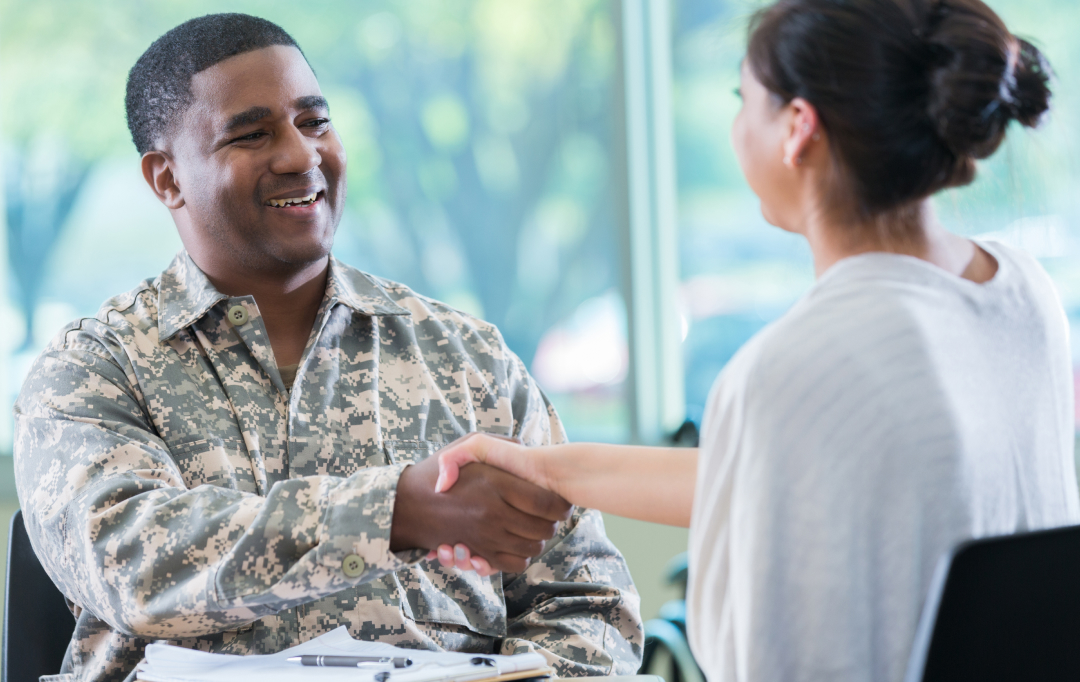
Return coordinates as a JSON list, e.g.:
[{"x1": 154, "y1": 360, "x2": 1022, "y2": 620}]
[{"x1": 269, "y1": 125, "x2": 322, "y2": 175}]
